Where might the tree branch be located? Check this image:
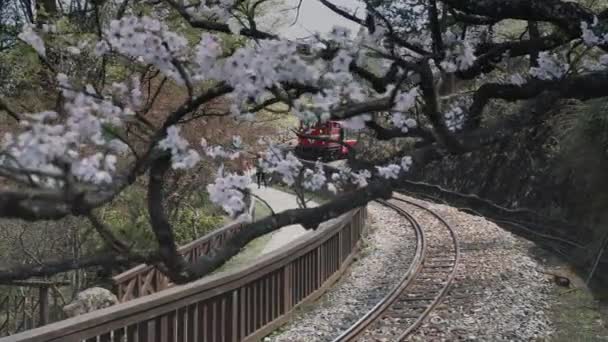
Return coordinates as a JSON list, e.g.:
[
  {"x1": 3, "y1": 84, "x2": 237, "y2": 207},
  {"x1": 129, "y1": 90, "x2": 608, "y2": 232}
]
[
  {"x1": 365, "y1": 120, "x2": 434, "y2": 142},
  {"x1": 0, "y1": 251, "x2": 161, "y2": 284},
  {"x1": 148, "y1": 155, "x2": 189, "y2": 283},
  {"x1": 186, "y1": 177, "x2": 394, "y2": 280},
  {"x1": 458, "y1": 34, "x2": 568, "y2": 79},
  {"x1": 418, "y1": 60, "x2": 464, "y2": 152},
  {"x1": 441, "y1": 0, "x2": 594, "y2": 36},
  {"x1": 164, "y1": 0, "x2": 277, "y2": 39},
  {"x1": 86, "y1": 212, "x2": 130, "y2": 254},
  {"x1": 468, "y1": 70, "x2": 608, "y2": 127}
]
